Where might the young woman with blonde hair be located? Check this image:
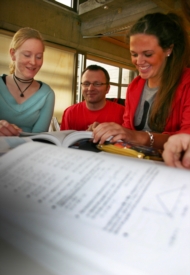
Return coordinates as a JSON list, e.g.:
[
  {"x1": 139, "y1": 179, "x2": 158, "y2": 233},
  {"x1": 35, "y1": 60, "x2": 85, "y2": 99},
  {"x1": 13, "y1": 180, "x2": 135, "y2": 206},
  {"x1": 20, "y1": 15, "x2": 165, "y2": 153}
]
[{"x1": 0, "y1": 27, "x2": 55, "y2": 136}]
